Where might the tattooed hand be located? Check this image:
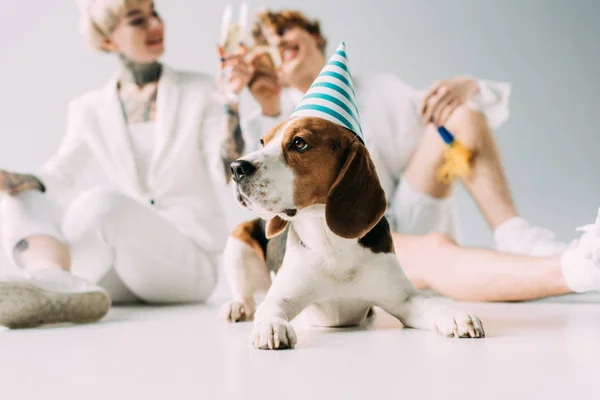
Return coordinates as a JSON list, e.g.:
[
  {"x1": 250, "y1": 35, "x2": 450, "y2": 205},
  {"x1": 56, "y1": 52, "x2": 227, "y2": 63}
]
[{"x1": 0, "y1": 169, "x2": 45, "y2": 195}]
